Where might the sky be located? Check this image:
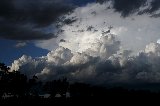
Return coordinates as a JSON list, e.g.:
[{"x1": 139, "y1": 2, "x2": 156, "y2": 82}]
[
  {"x1": 0, "y1": 0, "x2": 95, "y2": 65},
  {"x1": 2, "y1": 0, "x2": 160, "y2": 86}
]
